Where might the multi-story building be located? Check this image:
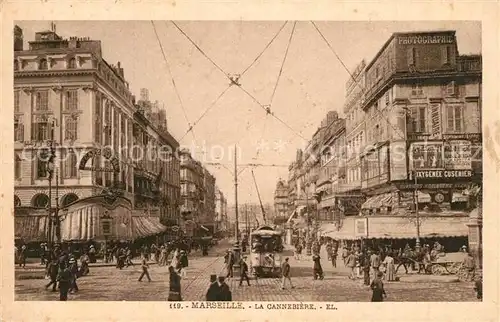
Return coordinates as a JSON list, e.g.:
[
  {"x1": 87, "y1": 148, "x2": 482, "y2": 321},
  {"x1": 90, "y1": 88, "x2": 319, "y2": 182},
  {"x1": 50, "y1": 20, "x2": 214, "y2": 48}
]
[
  {"x1": 201, "y1": 168, "x2": 217, "y2": 235},
  {"x1": 325, "y1": 30, "x2": 482, "y2": 251},
  {"x1": 273, "y1": 179, "x2": 289, "y2": 218},
  {"x1": 215, "y1": 188, "x2": 228, "y2": 232},
  {"x1": 13, "y1": 26, "x2": 180, "y2": 243},
  {"x1": 179, "y1": 149, "x2": 204, "y2": 236}
]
